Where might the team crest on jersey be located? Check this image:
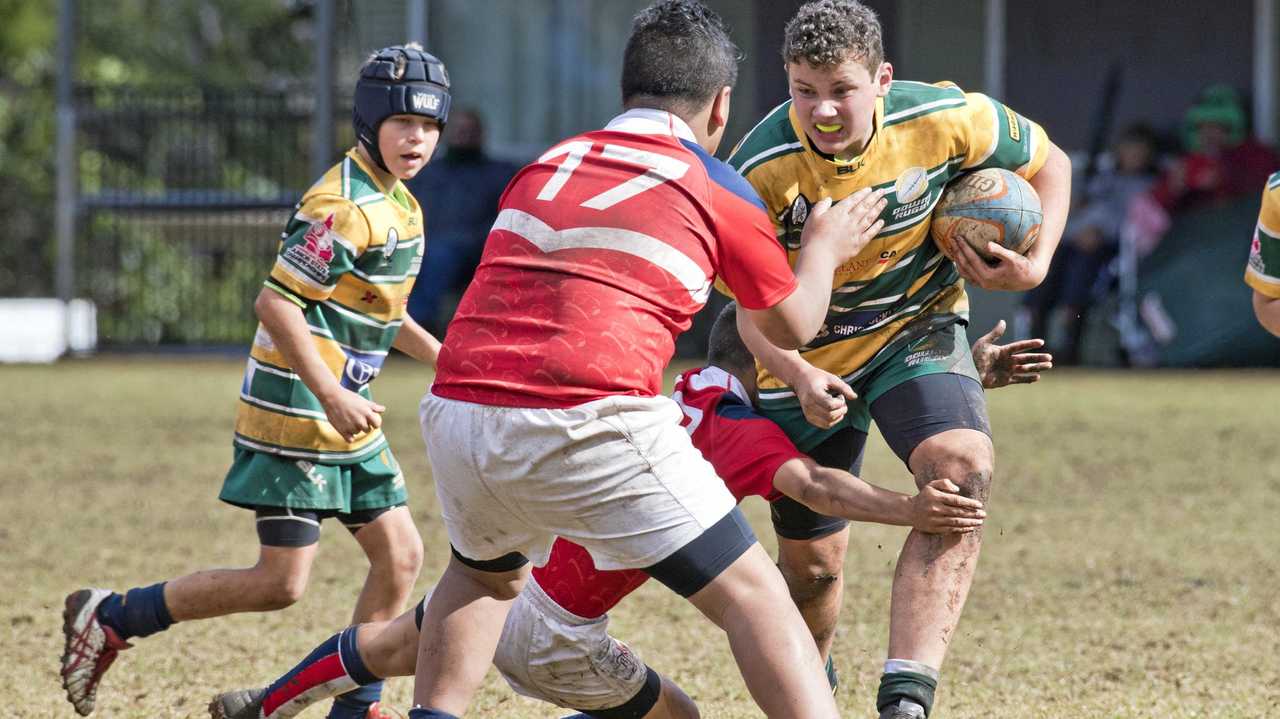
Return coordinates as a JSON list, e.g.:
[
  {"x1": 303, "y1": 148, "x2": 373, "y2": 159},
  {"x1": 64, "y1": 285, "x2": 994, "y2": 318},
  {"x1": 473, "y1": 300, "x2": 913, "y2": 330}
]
[
  {"x1": 895, "y1": 167, "x2": 929, "y2": 204},
  {"x1": 1250, "y1": 230, "x2": 1266, "y2": 273},
  {"x1": 284, "y1": 213, "x2": 336, "y2": 283},
  {"x1": 780, "y1": 194, "x2": 813, "y2": 250},
  {"x1": 384, "y1": 227, "x2": 399, "y2": 264}
]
